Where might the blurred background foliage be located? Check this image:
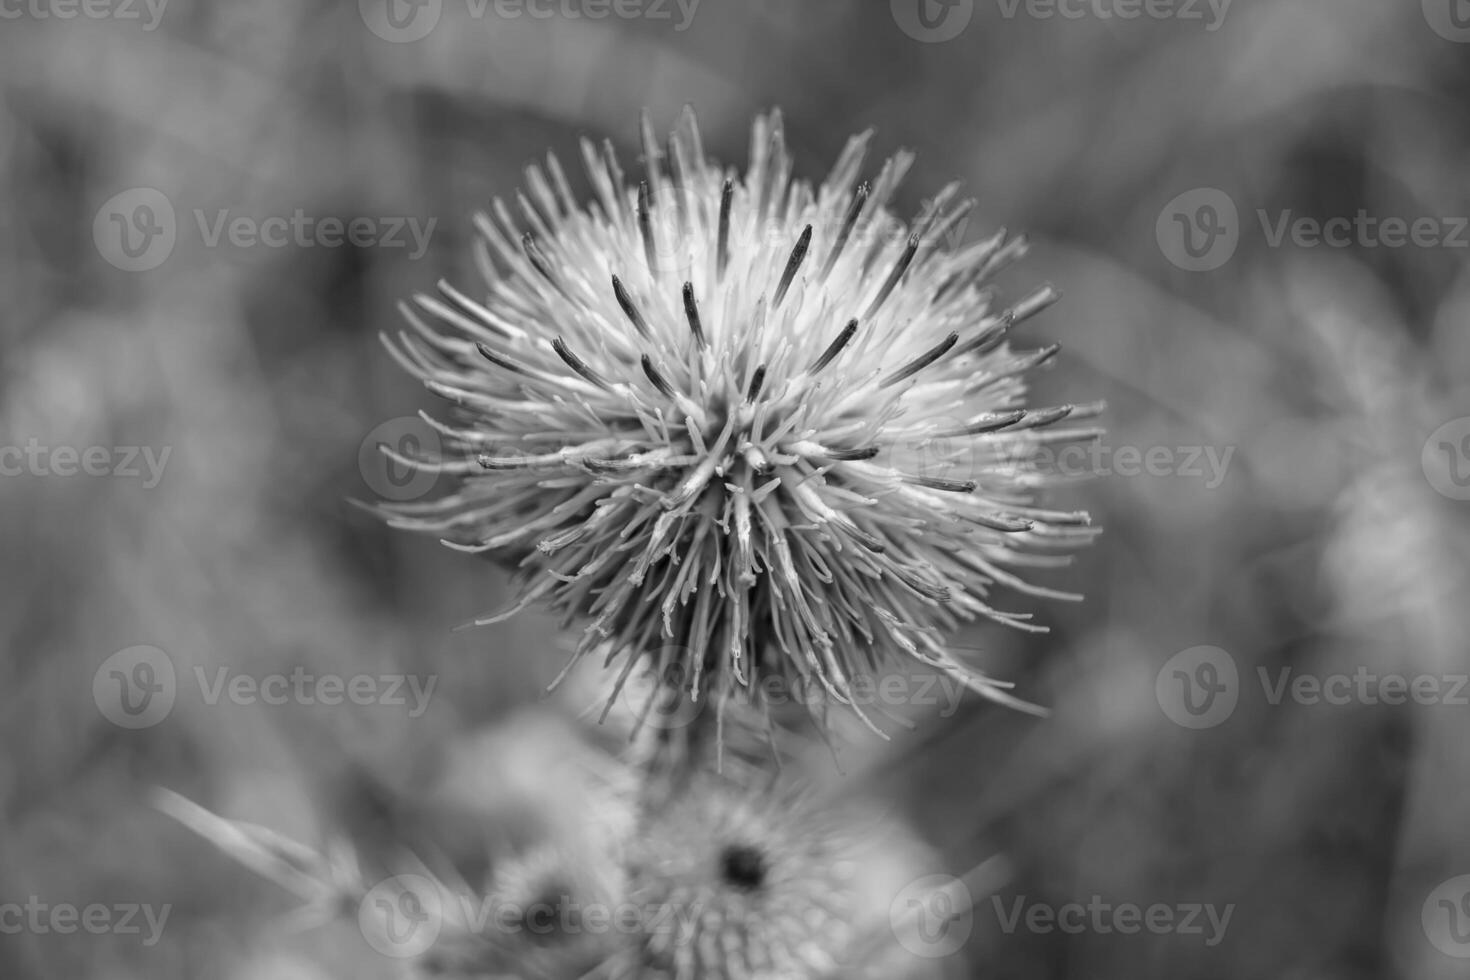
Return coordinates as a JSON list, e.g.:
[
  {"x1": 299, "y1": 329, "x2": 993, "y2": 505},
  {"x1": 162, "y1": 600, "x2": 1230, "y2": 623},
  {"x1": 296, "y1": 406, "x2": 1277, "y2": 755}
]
[{"x1": 1, "y1": 1, "x2": 1469, "y2": 977}]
